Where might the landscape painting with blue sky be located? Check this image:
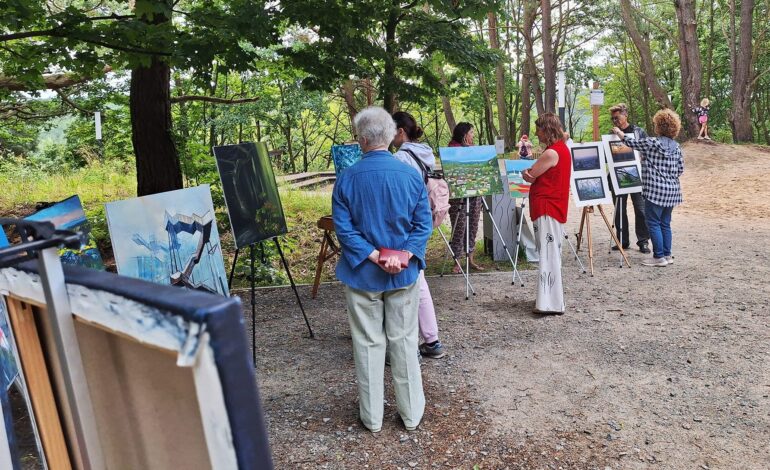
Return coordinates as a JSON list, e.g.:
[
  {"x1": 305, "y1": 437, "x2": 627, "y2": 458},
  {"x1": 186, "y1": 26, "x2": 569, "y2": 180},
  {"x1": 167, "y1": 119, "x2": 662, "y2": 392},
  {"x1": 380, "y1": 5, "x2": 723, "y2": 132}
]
[
  {"x1": 500, "y1": 159, "x2": 535, "y2": 198},
  {"x1": 438, "y1": 145, "x2": 504, "y2": 198}
]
